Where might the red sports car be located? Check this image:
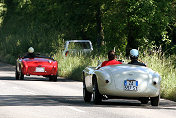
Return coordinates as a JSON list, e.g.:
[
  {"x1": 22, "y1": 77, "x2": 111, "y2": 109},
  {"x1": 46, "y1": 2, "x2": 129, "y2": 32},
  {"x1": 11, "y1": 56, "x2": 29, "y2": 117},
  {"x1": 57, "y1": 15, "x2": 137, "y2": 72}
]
[{"x1": 15, "y1": 55, "x2": 58, "y2": 81}]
